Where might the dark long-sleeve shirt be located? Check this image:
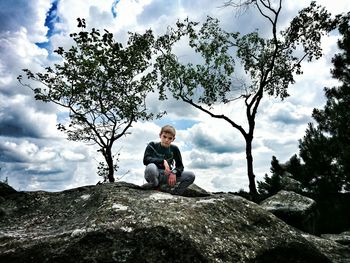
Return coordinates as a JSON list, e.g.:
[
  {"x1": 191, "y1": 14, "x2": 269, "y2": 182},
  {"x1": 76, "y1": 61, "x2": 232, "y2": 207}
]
[{"x1": 143, "y1": 141, "x2": 184, "y2": 177}]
